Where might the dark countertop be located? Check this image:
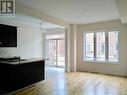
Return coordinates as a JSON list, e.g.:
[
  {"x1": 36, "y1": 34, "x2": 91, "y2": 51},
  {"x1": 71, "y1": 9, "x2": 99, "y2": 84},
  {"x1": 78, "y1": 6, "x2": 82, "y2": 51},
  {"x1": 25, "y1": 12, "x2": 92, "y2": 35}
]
[{"x1": 0, "y1": 58, "x2": 46, "y2": 65}]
